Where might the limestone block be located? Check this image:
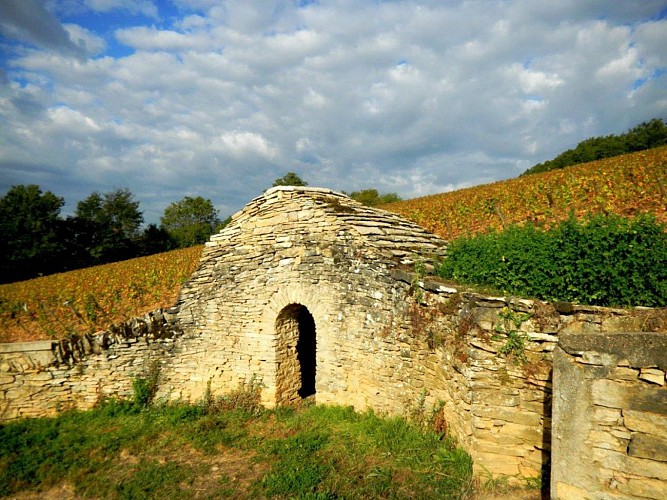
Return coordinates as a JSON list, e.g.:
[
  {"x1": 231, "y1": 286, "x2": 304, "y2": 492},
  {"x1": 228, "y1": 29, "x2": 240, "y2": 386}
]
[
  {"x1": 494, "y1": 422, "x2": 544, "y2": 445},
  {"x1": 552, "y1": 482, "x2": 593, "y2": 499},
  {"x1": 587, "y1": 430, "x2": 629, "y2": 453},
  {"x1": 560, "y1": 320, "x2": 601, "y2": 334},
  {"x1": 473, "y1": 451, "x2": 520, "y2": 476},
  {"x1": 474, "y1": 439, "x2": 527, "y2": 457},
  {"x1": 623, "y1": 410, "x2": 667, "y2": 436},
  {"x1": 639, "y1": 368, "x2": 665, "y2": 386},
  {"x1": 628, "y1": 433, "x2": 667, "y2": 462},
  {"x1": 6, "y1": 385, "x2": 42, "y2": 400},
  {"x1": 601, "y1": 315, "x2": 645, "y2": 332},
  {"x1": 520, "y1": 400, "x2": 548, "y2": 414},
  {"x1": 609, "y1": 427, "x2": 632, "y2": 440},
  {"x1": 592, "y1": 407, "x2": 623, "y2": 426},
  {"x1": 592, "y1": 379, "x2": 667, "y2": 414},
  {"x1": 578, "y1": 351, "x2": 617, "y2": 366},
  {"x1": 611, "y1": 367, "x2": 640, "y2": 382},
  {"x1": 472, "y1": 389, "x2": 520, "y2": 407},
  {"x1": 24, "y1": 371, "x2": 54, "y2": 383},
  {"x1": 617, "y1": 477, "x2": 667, "y2": 500},
  {"x1": 592, "y1": 448, "x2": 667, "y2": 481}
]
